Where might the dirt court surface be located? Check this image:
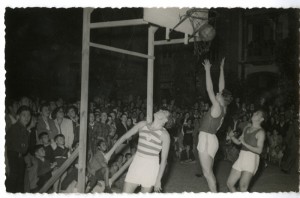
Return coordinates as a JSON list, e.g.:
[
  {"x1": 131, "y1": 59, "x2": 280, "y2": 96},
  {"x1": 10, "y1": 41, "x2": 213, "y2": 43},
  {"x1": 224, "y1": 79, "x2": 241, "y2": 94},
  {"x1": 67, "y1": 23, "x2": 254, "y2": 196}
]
[{"x1": 163, "y1": 160, "x2": 299, "y2": 193}]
